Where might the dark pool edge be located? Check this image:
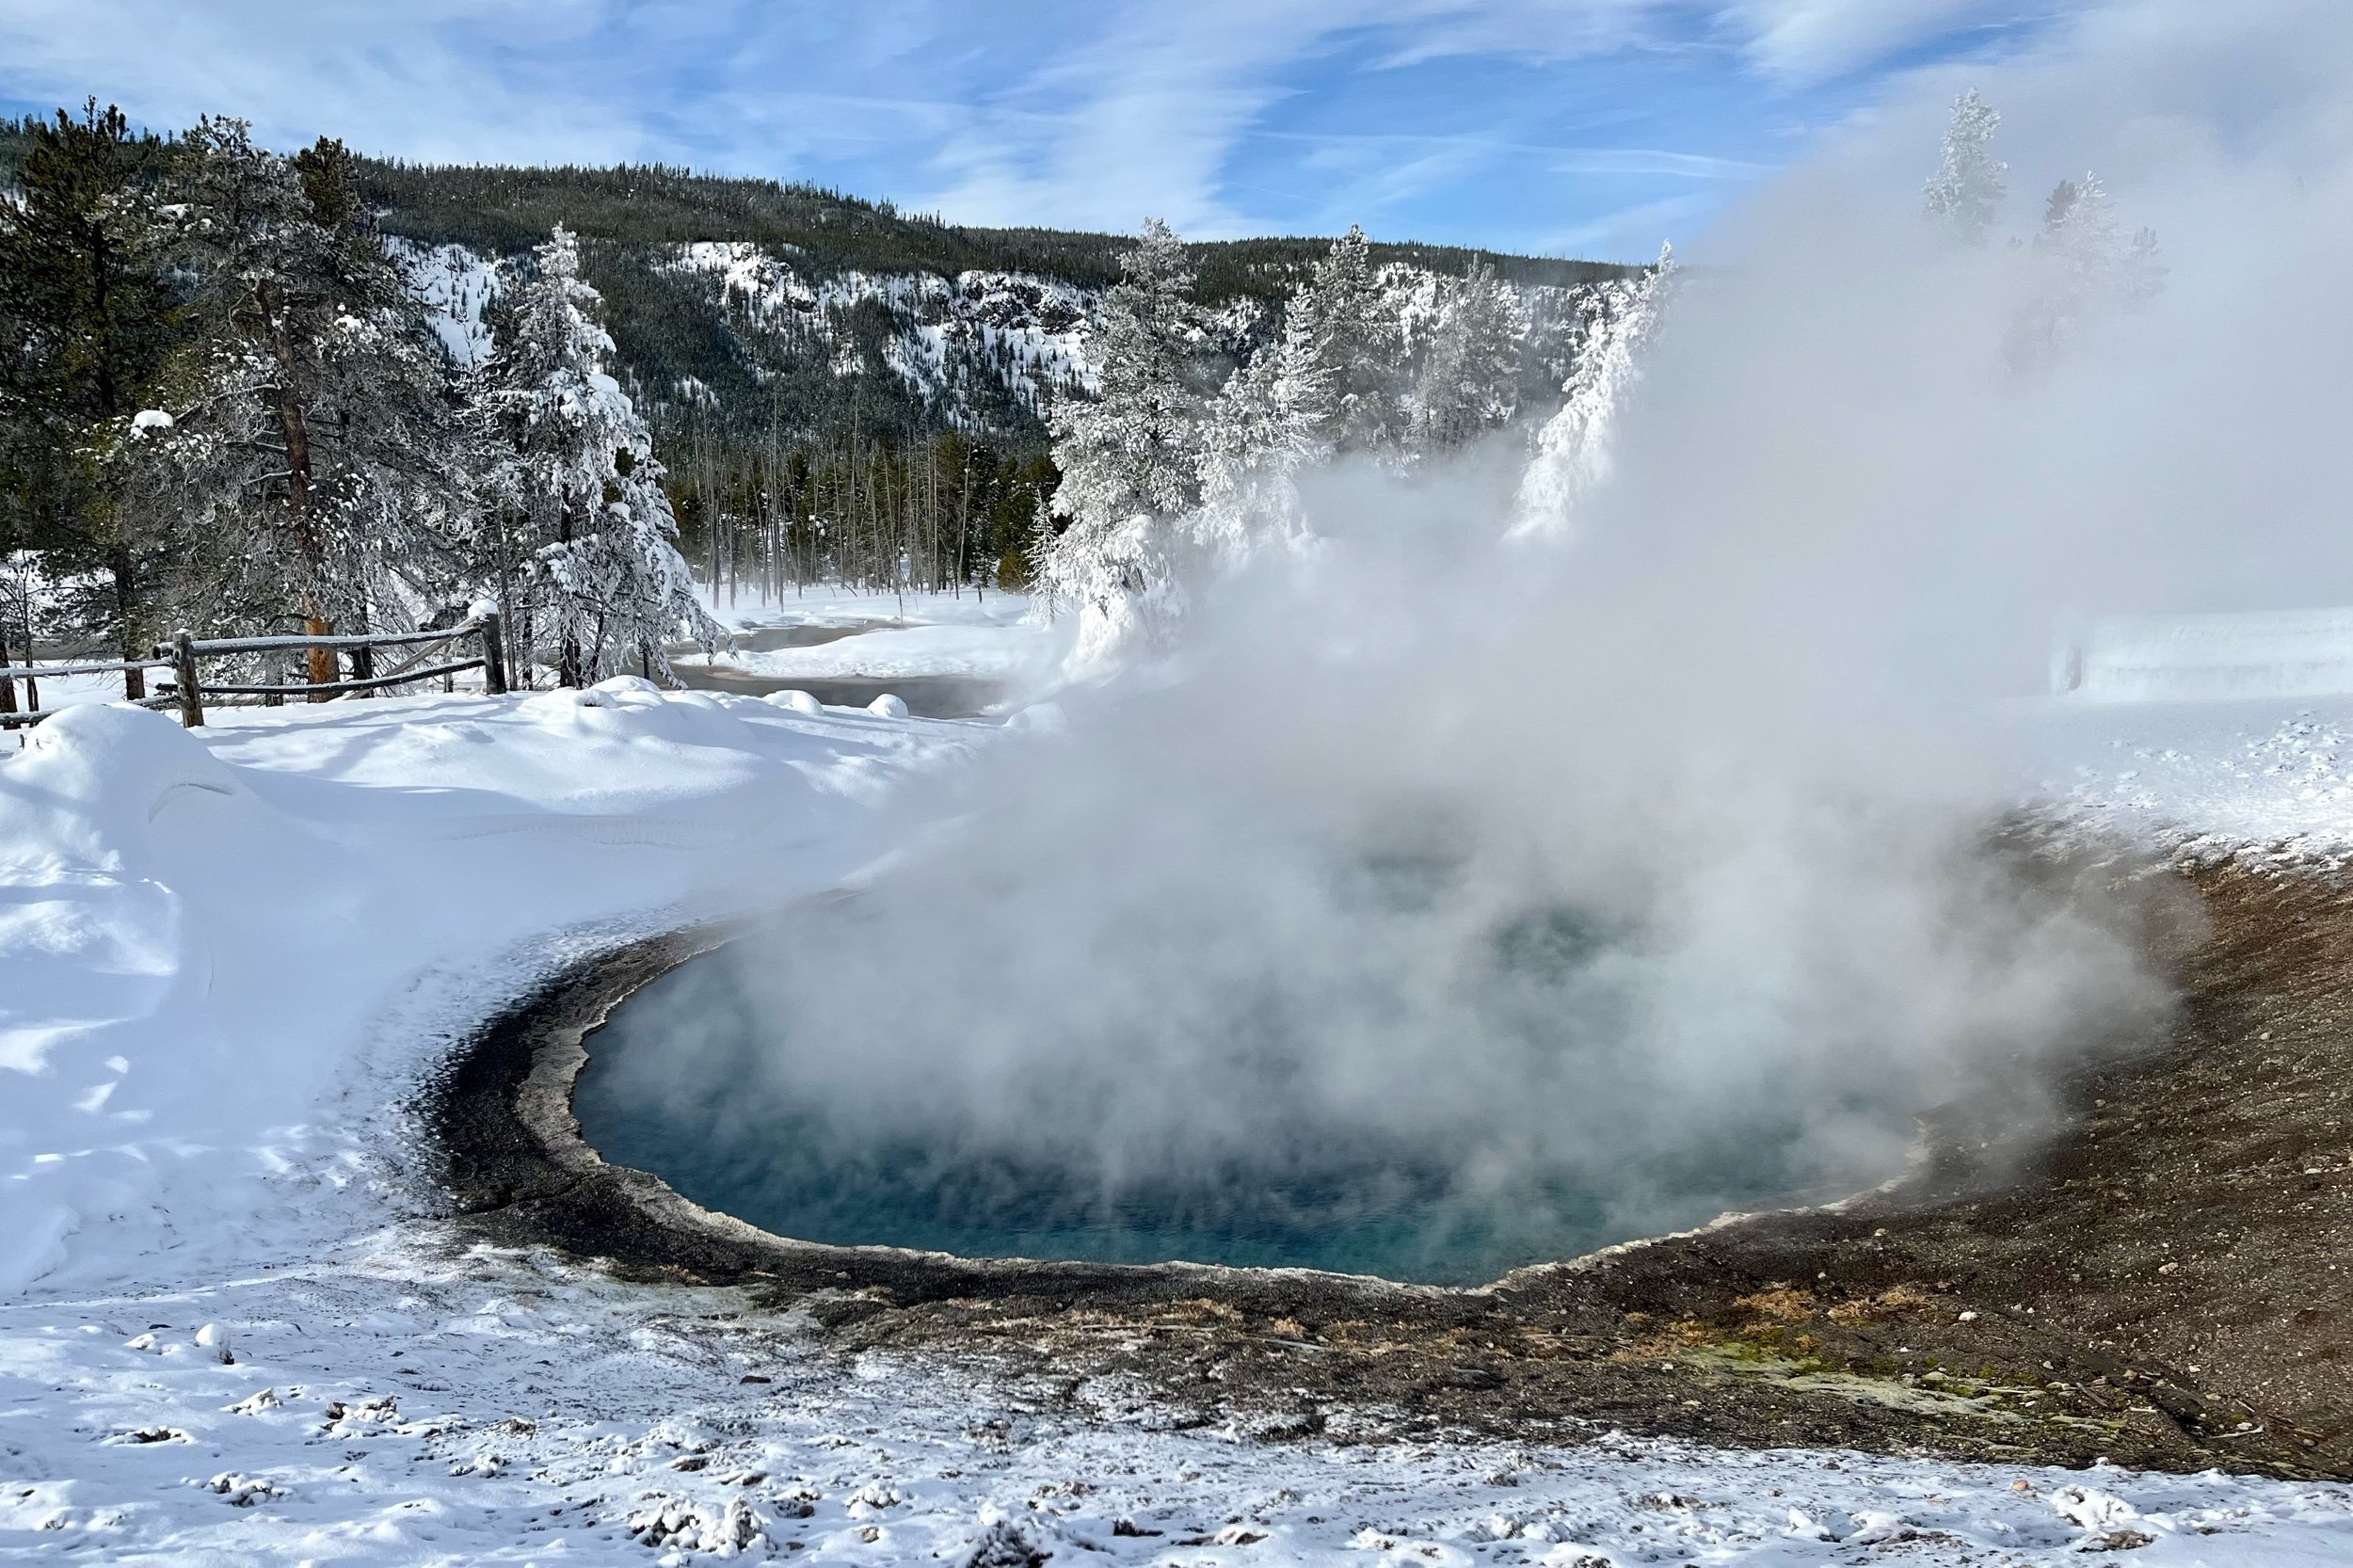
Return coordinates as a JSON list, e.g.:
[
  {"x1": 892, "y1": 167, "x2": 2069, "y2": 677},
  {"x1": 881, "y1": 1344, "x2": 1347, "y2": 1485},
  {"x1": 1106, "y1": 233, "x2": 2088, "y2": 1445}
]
[{"x1": 424, "y1": 921, "x2": 1479, "y2": 1318}]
